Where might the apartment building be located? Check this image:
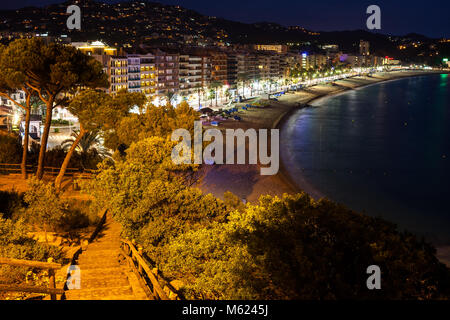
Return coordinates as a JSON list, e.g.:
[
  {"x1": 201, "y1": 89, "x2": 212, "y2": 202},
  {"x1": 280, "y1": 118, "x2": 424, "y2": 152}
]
[
  {"x1": 235, "y1": 52, "x2": 258, "y2": 82},
  {"x1": 300, "y1": 53, "x2": 328, "y2": 70},
  {"x1": 138, "y1": 54, "x2": 157, "y2": 96},
  {"x1": 107, "y1": 56, "x2": 128, "y2": 94},
  {"x1": 210, "y1": 51, "x2": 228, "y2": 84},
  {"x1": 179, "y1": 54, "x2": 202, "y2": 97},
  {"x1": 360, "y1": 40, "x2": 370, "y2": 56},
  {"x1": 226, "y1": 54, "x2": 238, "y2": 87},
  {"x1": 154, "y1": 49, "x2": 179, "y2": 95}
]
